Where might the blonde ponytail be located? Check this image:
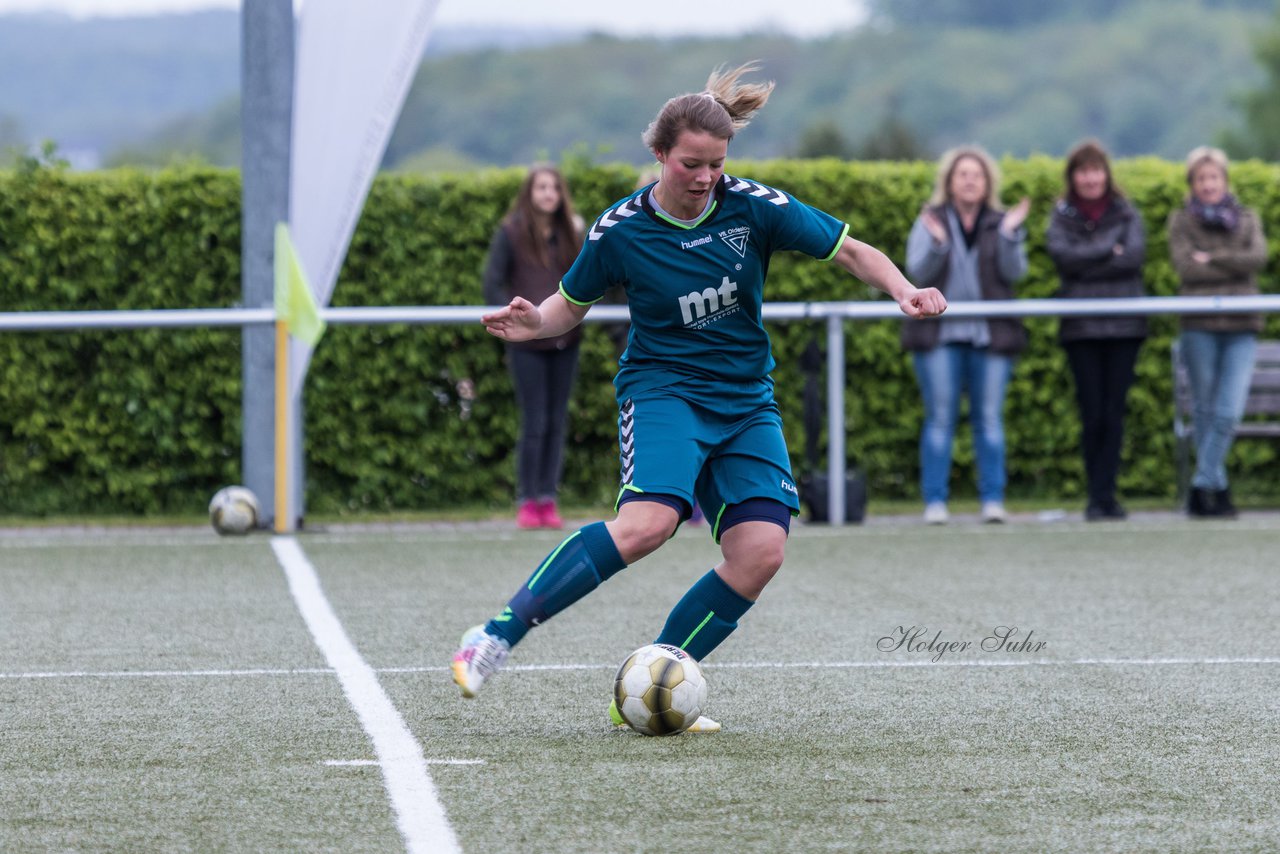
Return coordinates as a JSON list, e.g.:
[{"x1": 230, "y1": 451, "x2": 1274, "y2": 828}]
[
  {"x1": 642, "y1": 62, "x2": 775, "y2": 154},
  {"x1": 703, "y1": 62, "x2": 774, "y2": 132}
]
